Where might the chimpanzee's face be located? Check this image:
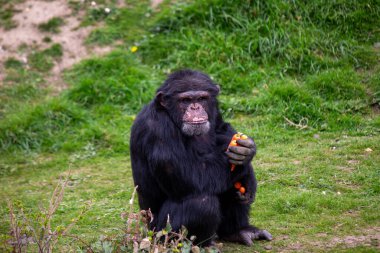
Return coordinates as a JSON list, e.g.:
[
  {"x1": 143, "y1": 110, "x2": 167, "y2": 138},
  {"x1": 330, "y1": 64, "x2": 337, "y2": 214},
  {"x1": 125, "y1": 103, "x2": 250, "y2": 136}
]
[{"x1": 176, "y1": 90, "x2": 211, "y2": 136}]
